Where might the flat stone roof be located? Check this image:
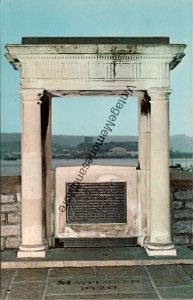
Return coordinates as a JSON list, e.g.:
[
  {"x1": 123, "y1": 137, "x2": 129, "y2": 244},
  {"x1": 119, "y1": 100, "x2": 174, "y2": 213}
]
[{"x1": 22, "y1": 37, "x2": 170, "y2": 44}]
